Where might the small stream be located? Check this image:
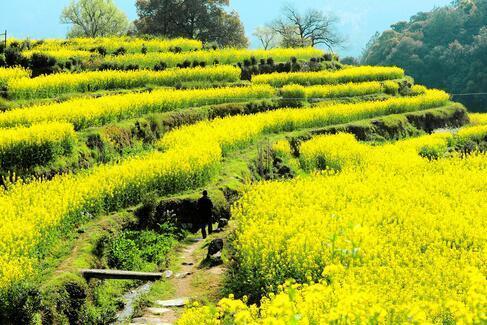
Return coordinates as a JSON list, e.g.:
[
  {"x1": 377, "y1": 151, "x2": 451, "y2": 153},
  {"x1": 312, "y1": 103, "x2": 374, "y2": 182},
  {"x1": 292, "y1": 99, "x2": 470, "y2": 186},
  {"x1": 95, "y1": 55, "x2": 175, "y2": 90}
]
[{"x1": 114, "y1": 282, "x2": 154, "y2": 324}]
